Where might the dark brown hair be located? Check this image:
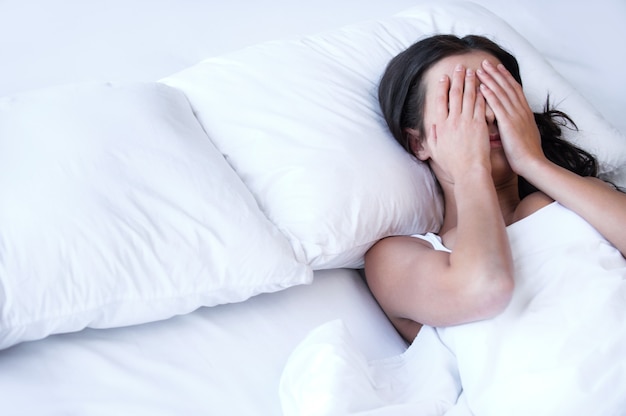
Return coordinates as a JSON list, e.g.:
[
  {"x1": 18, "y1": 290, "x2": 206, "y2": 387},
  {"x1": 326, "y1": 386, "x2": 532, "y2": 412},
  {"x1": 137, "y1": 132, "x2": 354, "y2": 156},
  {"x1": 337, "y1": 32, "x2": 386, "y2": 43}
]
[{"x1": 378, "y1": 34, "x2": 599, "y2": 198}]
